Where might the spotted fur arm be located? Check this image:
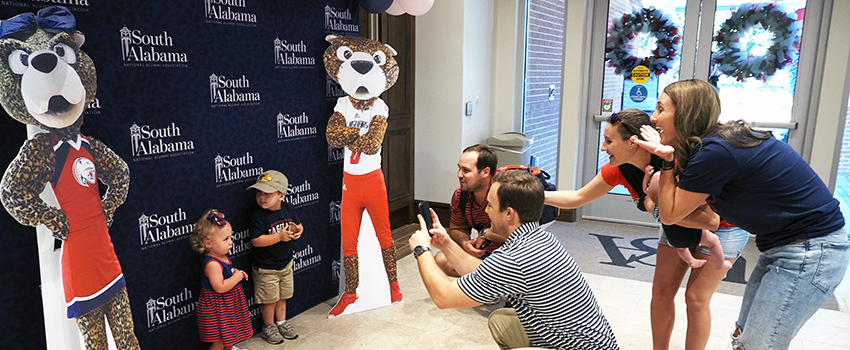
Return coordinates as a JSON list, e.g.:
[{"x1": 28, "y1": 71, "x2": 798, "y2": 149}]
[
  {"x1": 90, "y1": 137, "x2": 129, "y2": 228},
  {"x1": 326, "y1": 111, "x2": 361, "y2": 148},
  {"x1": 0, "y1": 133, "x2": 69, "y2": 239},
  {"x1": 348, "y1": 115, "x2": 387, "y2": 155}
]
